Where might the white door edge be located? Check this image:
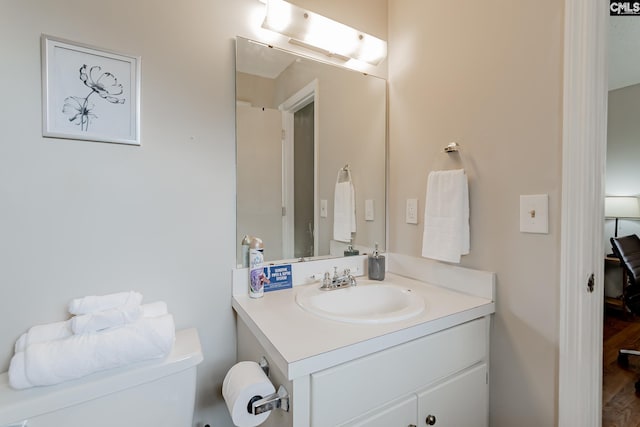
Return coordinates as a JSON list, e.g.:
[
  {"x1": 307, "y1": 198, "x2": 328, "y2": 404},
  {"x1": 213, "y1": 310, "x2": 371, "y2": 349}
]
[{"x1": 558, "y1": 1, "x2": 607, "y2": 426}]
